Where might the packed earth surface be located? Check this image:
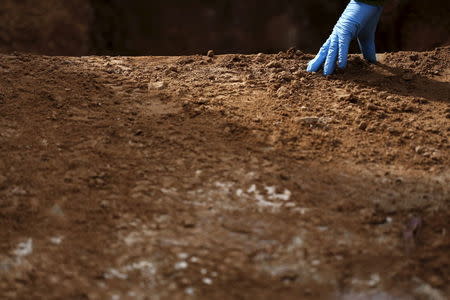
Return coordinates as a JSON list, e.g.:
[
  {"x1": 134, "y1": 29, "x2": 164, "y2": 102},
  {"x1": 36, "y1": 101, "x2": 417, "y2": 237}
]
[{"x1": 0, "y1": 47, "x2": 449, "y2": 300}]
